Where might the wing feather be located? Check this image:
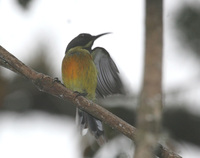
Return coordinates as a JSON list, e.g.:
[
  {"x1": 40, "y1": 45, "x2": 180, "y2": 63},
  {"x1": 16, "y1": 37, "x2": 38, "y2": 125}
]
[{"x1": 92, "y1": 47, "x2": 125, "y2": 98}]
